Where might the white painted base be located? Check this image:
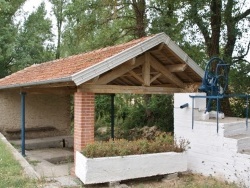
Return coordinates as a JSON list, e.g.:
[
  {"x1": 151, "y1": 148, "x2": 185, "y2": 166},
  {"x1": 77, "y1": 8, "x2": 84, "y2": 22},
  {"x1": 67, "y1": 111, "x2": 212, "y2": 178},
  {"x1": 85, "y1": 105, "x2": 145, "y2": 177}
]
[
  {"x1": 174, "y1": 93, "x2": 250, "y2": 187},
  {"x1": 201, "y1": 111, "x2": 225, "y2": 120},
  {"x1": 75, "y1": 151, "x2": 187, "y2": 184}
]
